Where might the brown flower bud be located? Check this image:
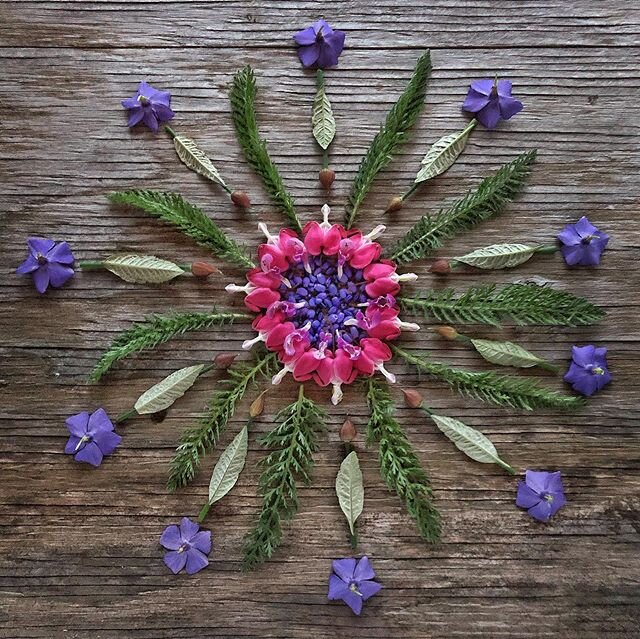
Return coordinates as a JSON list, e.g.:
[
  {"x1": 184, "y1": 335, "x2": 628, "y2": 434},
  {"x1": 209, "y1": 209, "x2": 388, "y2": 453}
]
[
  {"x1": 339, "y1": 418, "x2": 357, "y2": 442},
  {"x1": 191, "y1": 261, "x2": 220, "y2": 278},
  {"x1": 385, "y1": 196, "x2": 403, "y2": 213},
  {"x1": 319, "y1": 168, "x2": 336, "y2": 188},
  {"x1": 402, "y1": 388, "x2": 424, "y2": 409},
  {"x1": 434, "y1": 325, "x2": 459, "y2": 341},
  {"x1": 231, "y1": 190, "x2": 251, "y2": 208},
  {"x1": 429, "y1": 259, "x2": 451, "y2": 275},
  {"x1": 249, "y1": 390, "x2": 268, "y2": 418},
  {"x1": 214, "y1": 352, "x2": 237, "y2": 369}
]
